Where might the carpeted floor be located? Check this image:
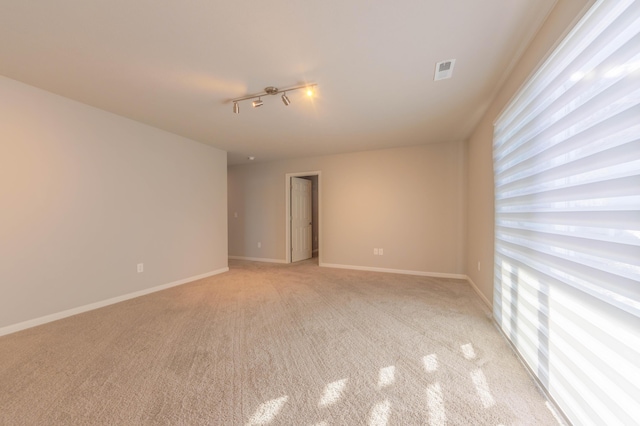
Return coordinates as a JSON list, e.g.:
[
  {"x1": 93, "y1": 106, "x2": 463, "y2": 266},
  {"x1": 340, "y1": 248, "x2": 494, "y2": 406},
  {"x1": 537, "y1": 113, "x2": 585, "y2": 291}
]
[{"x1": 0, "y1": 259, "x2": 562, "y2": 425}]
